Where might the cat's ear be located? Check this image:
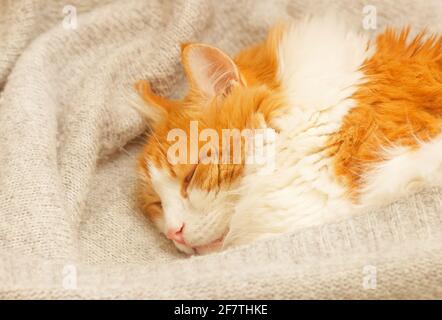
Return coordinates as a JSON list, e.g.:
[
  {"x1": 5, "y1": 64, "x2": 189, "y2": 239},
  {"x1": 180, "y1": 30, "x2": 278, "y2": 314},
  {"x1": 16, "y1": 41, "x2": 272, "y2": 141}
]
[{"x1": 181, "y1": 43, "x2": 243, "y2": 98}]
